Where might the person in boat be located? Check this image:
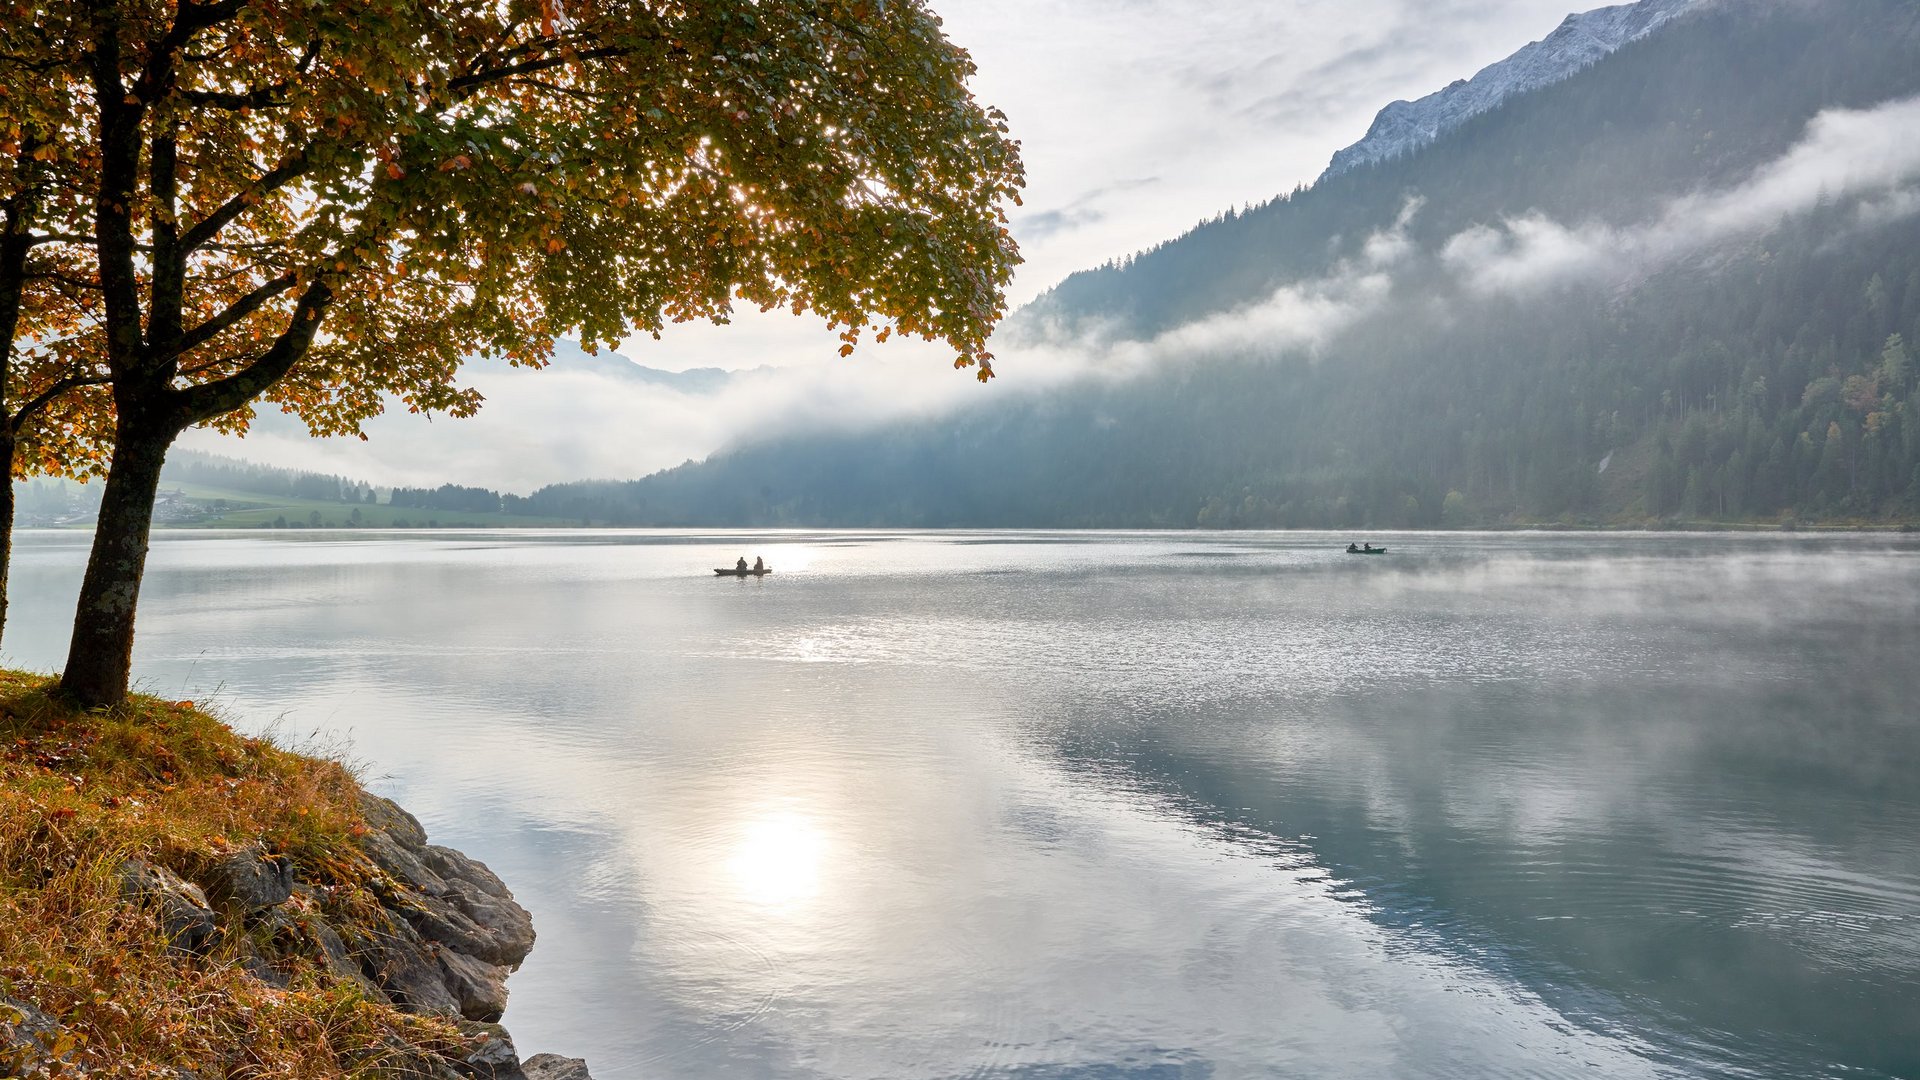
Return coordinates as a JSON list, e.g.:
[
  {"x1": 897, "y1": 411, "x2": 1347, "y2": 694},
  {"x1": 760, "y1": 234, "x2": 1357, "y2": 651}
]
[
  {"x1": 752, "y1": 556, "x2": 765, "y2": 572},
  {"x1": 735, "y1": 556, "x2": 749, "y2": 572},
  {"x1": 1347, "y1": 542, "x2": 1360, "y2": 553},
  {"x1": 1362, "y1": 543, "x2": 1375, "y2": 553}
]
